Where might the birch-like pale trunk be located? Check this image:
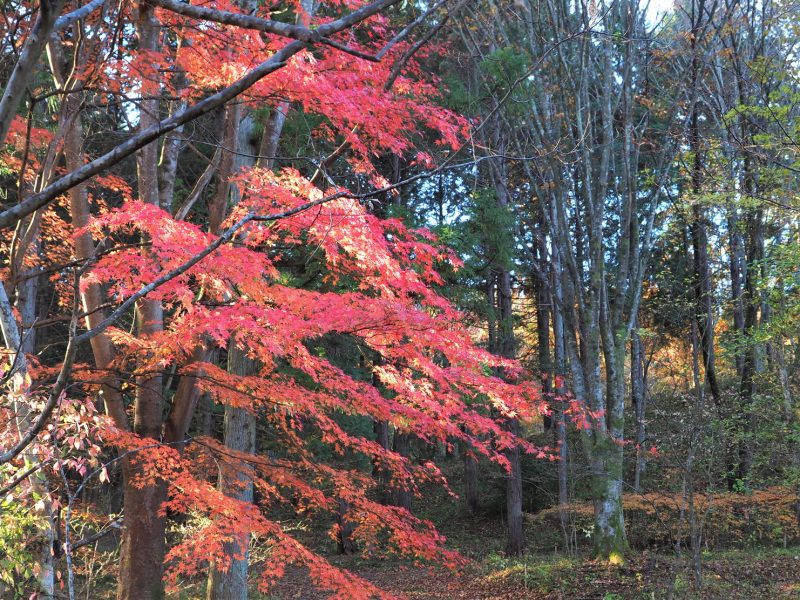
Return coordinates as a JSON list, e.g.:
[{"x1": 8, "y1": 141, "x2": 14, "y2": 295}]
[
  {"x1": 631, "y1": 332, "x2": 646, "y2": 493},
  {"x1": 503, "y1": 0, "x2": 687, "y2": 557}
]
